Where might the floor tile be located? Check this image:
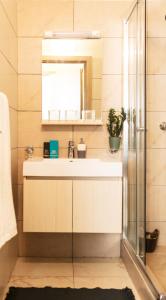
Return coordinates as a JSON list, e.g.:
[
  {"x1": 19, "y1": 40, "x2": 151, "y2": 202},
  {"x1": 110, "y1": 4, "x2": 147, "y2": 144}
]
[
  {"x1": 73, "y1": 258, "x2": 127, "y2": 277},
  {"x1": 9, "y1": 276, "x2": 74, "y2": 288},
  {"x1": 9, "y1": 257, "x2": 141, "y2": 300},
  {"x1": 12, "y1": 258, "x2": 73, "y2": 277},
  {"x1": 147, "y1": 247, "x2": 166, "y2": 292},
  {"x1": 74, "y1": 276, "x2": 133, "y2": 289}
]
